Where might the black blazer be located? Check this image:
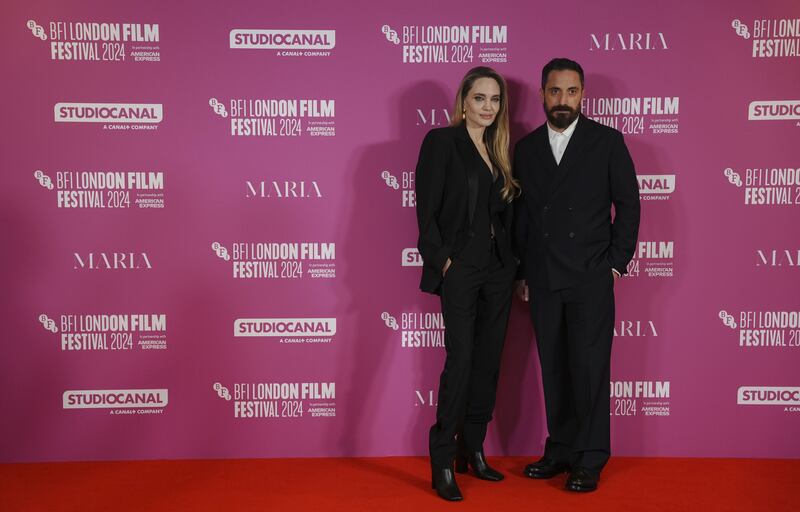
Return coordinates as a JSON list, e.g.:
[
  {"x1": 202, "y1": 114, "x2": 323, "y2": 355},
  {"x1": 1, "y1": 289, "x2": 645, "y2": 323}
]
[
  {"x1": 415, "y1": 123, "x2": 514, "y2": 295},
  {"x1": 514, "y1": 115, "x2": 640, "y2": 291}
]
